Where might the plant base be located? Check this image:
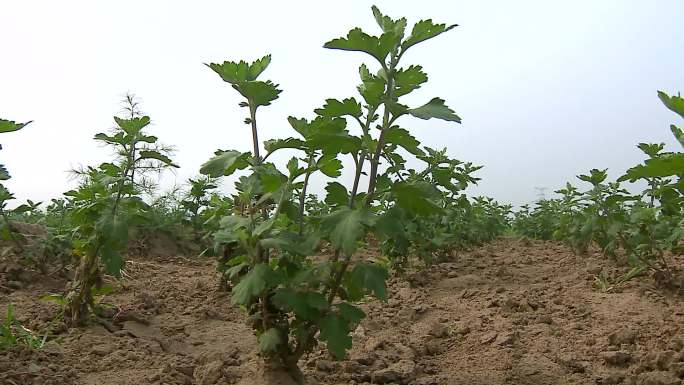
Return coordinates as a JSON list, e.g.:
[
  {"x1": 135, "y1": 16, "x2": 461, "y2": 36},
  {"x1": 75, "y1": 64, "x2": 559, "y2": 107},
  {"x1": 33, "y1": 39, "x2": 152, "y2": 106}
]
[{"x1": 237, "y1": 358, "x2": 305, "y2": 385}]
